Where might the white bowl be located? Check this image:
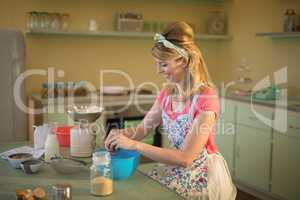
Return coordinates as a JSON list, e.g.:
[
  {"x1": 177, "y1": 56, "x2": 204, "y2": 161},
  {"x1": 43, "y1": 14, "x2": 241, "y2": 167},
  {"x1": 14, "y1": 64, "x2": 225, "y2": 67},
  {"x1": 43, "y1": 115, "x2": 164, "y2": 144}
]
[
  {"x1": 8, "y1": 153, "x2": 33, "y2": 169},
  {"x1": 67, "y1": 105, "x2": 103, "y2": 123},
  {"x1": 101, "y1": 86, "x2": 127, "y2": 95}
]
